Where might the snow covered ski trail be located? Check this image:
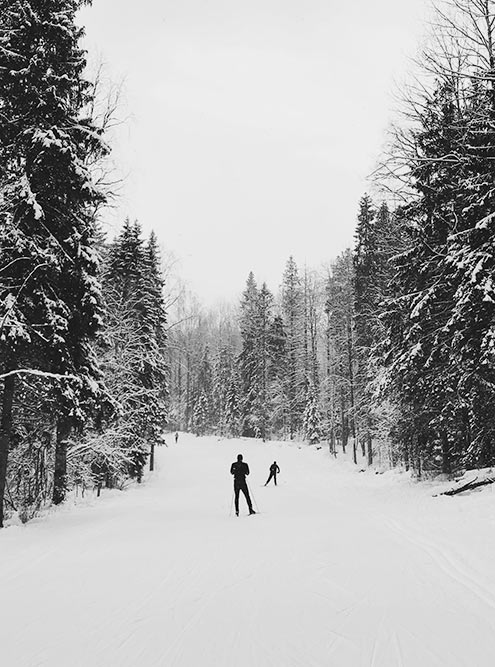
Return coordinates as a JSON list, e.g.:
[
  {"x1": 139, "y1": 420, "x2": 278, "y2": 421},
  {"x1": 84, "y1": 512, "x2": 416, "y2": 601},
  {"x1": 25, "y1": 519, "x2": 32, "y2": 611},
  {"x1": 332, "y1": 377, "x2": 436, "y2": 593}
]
[{"x1": 1, "y1": 433, "x2": 495, "y2": 666}]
